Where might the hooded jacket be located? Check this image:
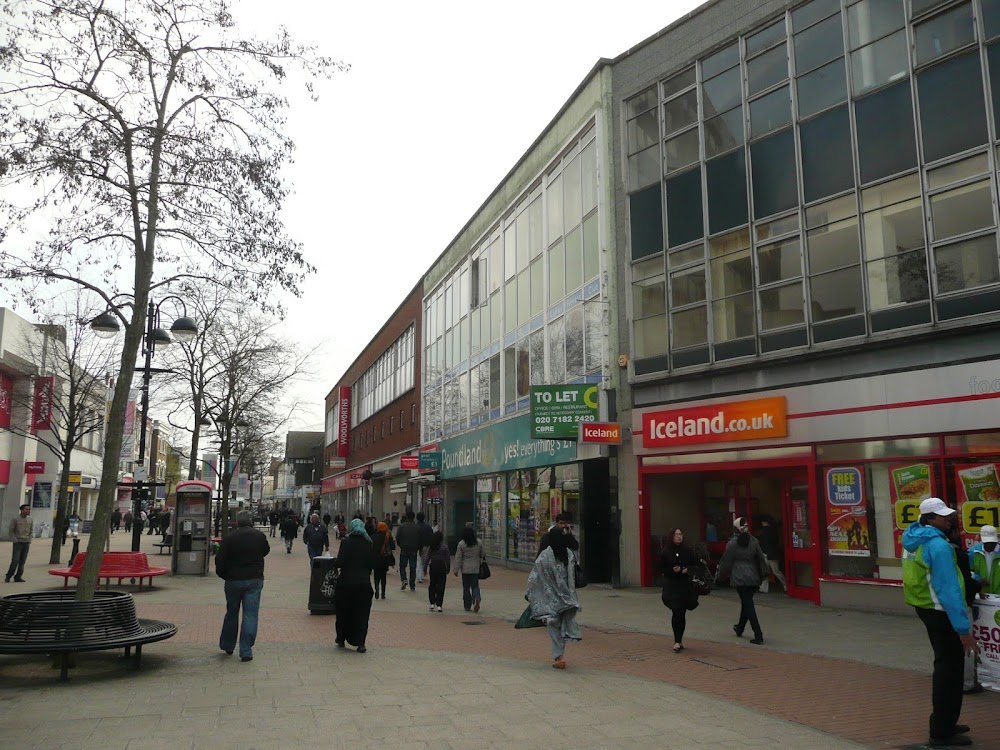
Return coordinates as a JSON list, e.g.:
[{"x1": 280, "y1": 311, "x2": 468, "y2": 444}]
[
  {"x1": 717, "y1": 532, "x2": 769, "y2": 587},
  {"x1": 902, "y1": 522, "x2": 970, "y2": 634},
  {"x1": 969, "y1": 542, "x2": 1000, "y2": 594}
]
